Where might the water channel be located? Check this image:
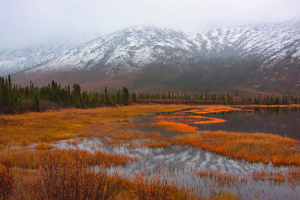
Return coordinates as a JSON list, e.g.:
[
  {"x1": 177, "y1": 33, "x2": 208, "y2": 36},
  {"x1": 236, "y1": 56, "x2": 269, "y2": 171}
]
[{"x1": 53, "y1": 107, "x2": 300, "y2": 199}]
